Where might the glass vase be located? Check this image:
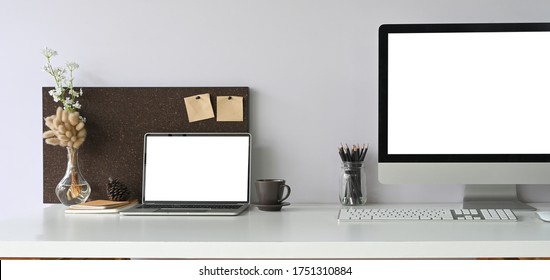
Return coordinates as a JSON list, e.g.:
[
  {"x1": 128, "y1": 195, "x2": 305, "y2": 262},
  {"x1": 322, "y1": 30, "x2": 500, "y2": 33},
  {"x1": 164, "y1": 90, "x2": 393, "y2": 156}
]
[
  {"x1": 55, "y1": 146, "x2": 91, "y2": 206},
  {"x1": 339, "y1": 162, "x2": 367, "y2": 205}
]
